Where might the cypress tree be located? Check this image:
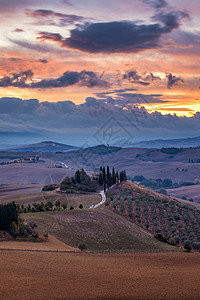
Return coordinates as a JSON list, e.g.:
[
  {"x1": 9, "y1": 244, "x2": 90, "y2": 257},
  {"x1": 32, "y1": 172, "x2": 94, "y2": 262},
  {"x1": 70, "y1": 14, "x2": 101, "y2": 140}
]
[
  {"x1": 107, "y1": 166, "x2": 110, "y2": 180},
  {"x1": 103, "y1": 166, "x2": 106, "y2": 182},
  {"x1": 75, "y1": 170, "x2": 81, "y2": 183},
  {"x1": 98, "y1": 172, "x2": 103, "y2": 185}
]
